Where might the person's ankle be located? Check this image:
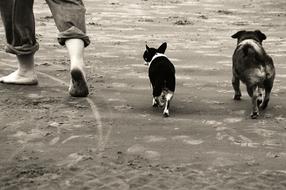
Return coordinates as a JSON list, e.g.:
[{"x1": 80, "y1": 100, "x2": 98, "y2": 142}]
[
  {"x1": 18, "y1": 65, "x2": 35, "y2": 74},
  {"x1": 16, "y1": 54, "x2": 35, "y2": 73},
  {"x1": 71, "y1": 59, "x2": 84, "y2": 70}
]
